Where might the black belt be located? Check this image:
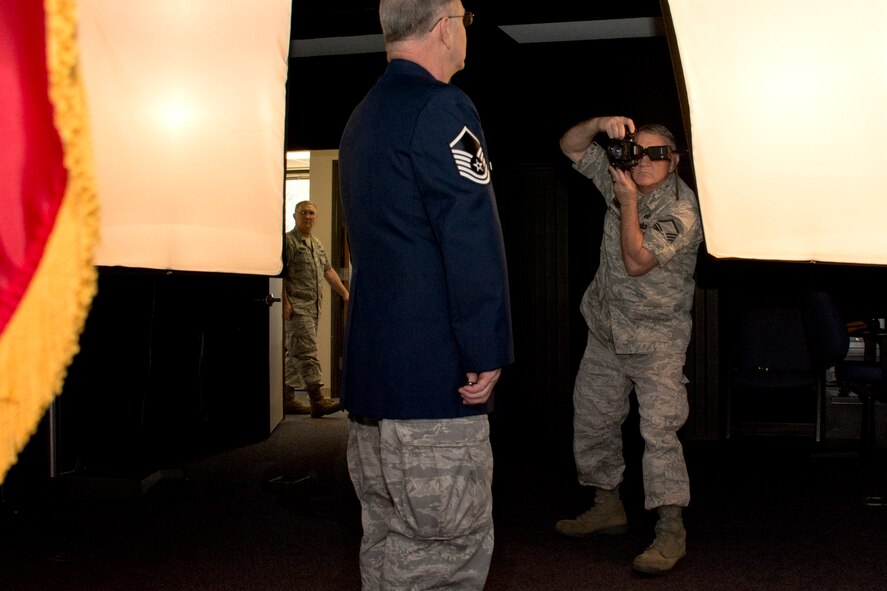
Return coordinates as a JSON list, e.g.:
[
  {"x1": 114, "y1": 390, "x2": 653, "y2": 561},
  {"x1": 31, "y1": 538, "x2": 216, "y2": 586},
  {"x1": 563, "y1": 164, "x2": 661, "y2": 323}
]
[{"x1": 348, "y1": 413, "x2": 380, "y2": 426}]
